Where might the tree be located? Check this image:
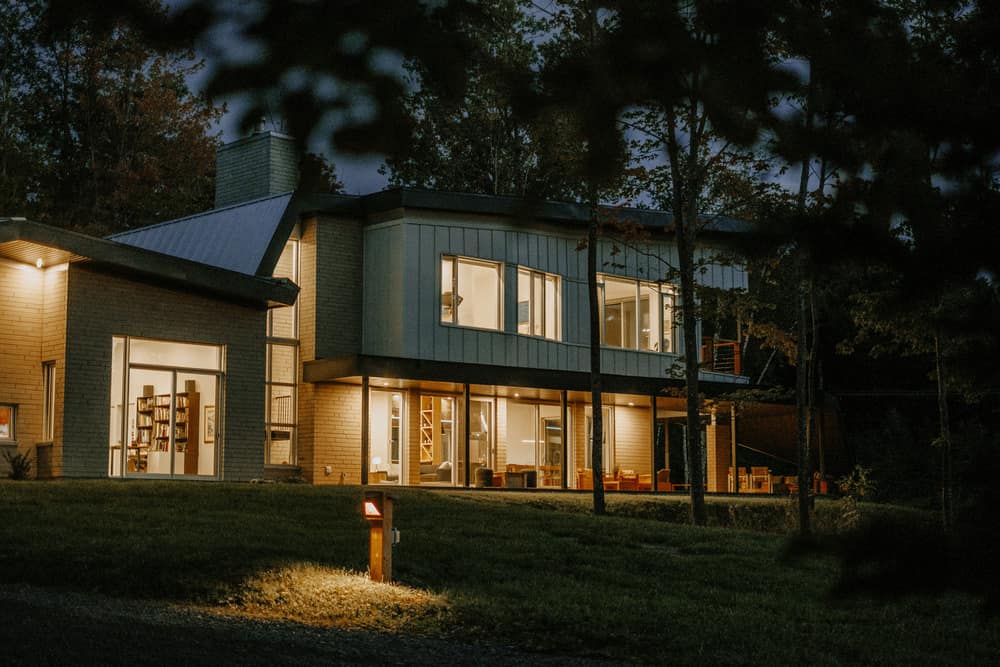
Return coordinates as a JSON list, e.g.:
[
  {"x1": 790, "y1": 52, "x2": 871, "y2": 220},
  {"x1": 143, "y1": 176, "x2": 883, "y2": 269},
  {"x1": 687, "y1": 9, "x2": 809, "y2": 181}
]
[
  {"x1": 594, "y1": 1, "x2": 790, "y2": 525},
  {"x1": 382, "y1": 0, "x2": 588, "y2": 199},
  {"x1": 1, "y1": 0, "x2": 223, "y2": 234}
]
